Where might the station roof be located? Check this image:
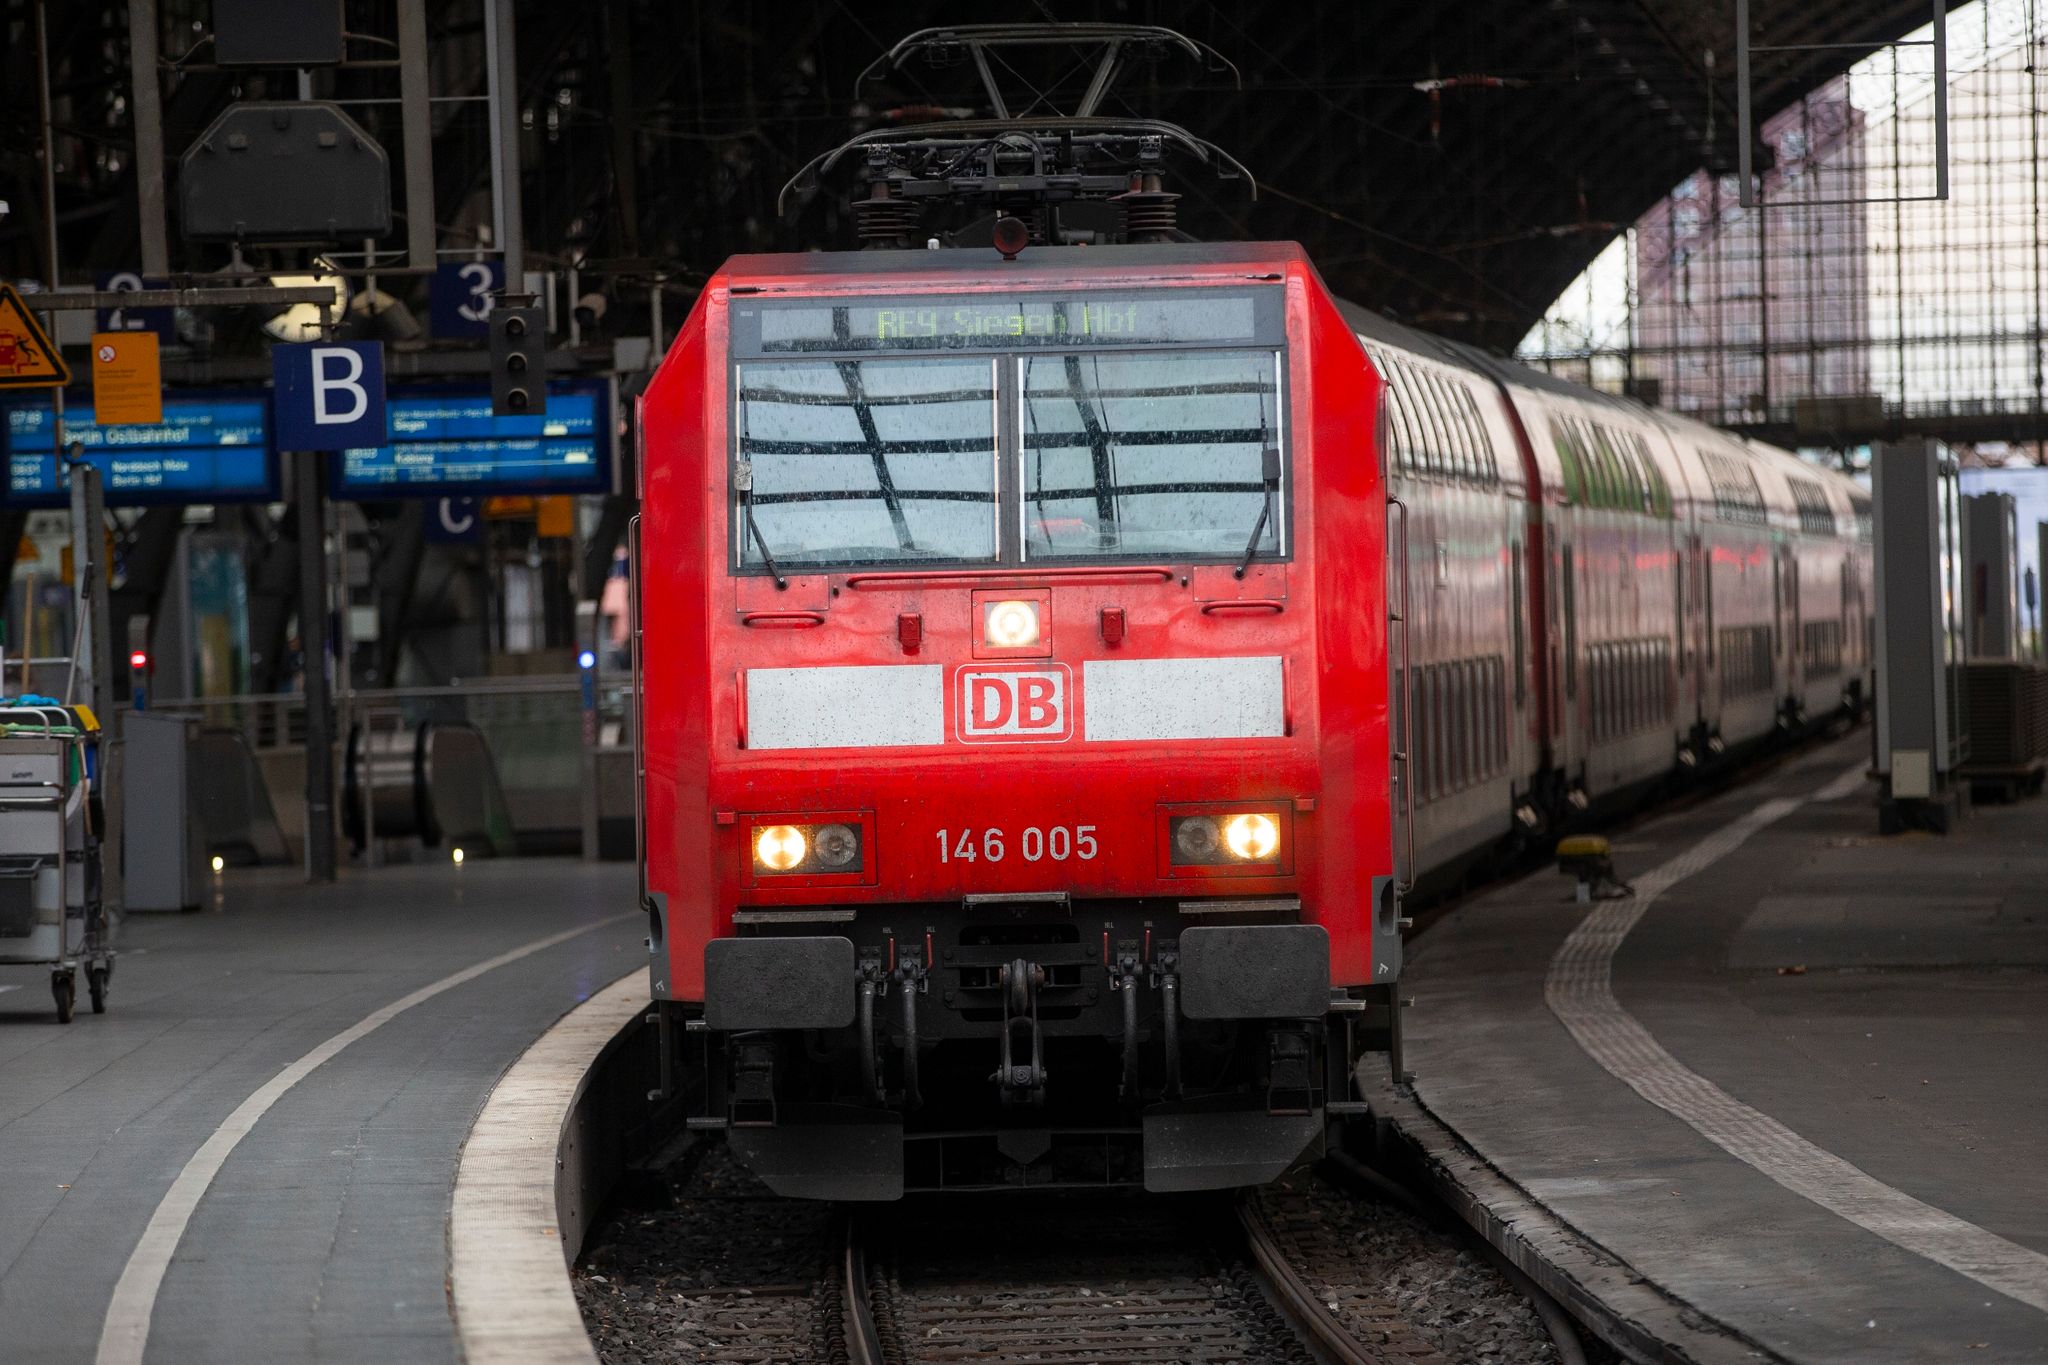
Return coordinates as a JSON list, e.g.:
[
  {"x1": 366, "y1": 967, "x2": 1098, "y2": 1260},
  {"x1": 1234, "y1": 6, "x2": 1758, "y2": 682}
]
[{"x1": 10, "y1": 1, "x2": 1944, "y2": 356}]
